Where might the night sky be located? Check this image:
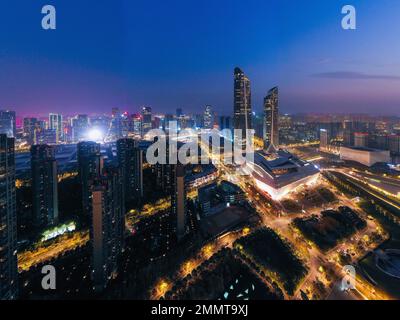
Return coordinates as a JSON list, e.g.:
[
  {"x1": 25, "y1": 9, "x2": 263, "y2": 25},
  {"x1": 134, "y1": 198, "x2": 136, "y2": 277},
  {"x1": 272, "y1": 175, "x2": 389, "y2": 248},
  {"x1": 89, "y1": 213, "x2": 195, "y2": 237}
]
[{"x1": 1, "y1": 0, "x2": 400, "y2": 118}]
